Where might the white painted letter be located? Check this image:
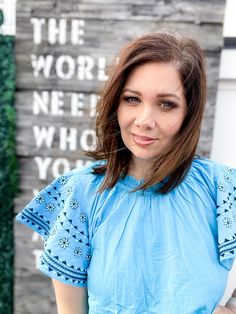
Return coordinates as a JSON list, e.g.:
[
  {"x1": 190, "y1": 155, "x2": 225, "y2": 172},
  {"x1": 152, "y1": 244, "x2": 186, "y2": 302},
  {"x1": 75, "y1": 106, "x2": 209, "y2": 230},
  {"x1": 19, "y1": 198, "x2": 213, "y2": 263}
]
[
  {"x1": 31, "y1": 18, "x2": 46, "y2": 45},
  {"x1": 48, "y1": 18, "x2": 67, "y2": 45},
  {"x1": 90, "y1": 94, "x2": 99, "y2": 117},
  {"x1": 32, "y1": 231, "x2": 42, "y2": 242},
  {"x1": 33, "y1": 125, "x2": 55, "y2": 148},
  {"x1": 31, "y1": 54, "x2": 54, "y2": 78},
  {"x1": 32, "y1": 249, "x2": 43, "y2": 269},
  {"x1": 56, "y1": 55, "x2": 75, "y2": 80},
  {"x1": 34, "y1": 156, "x2": 52, "y2": 180},
  {"x1": 71, "y1": 19, "x2": 85, "y2": 45},
  {"x1": 33, "y1": 91, "x2": 49, "y2": 115},
  {"x1": 98, "y1": 57, "x2": 109, "y2": 81},
  {"x1": 60, "y1": 127, "x2": 77, "y2": 151},
  {"x1": 52, "y1": 158, "x2": 71, "y2": 177},
  {"x1": 71, "y1": 93, "x2": 84, "y2": 117},
  {"x1": 51, "y1": 91, "x2": 64, "y2": 115},
  {"x1": 77, "y1": 56, "x2": 94, "y2": 80},
  {"x1": 80, "y1": 129, "x2": 96, "y2": 151}
]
